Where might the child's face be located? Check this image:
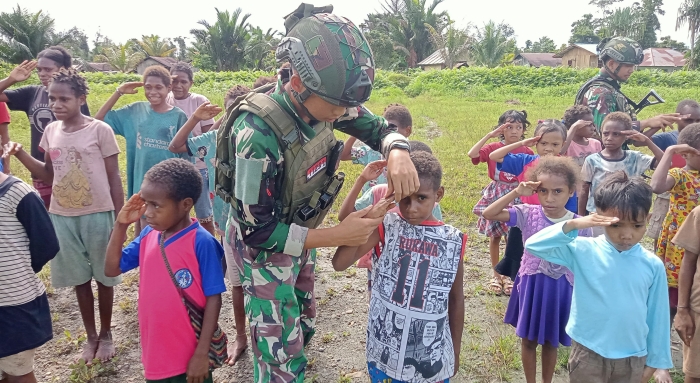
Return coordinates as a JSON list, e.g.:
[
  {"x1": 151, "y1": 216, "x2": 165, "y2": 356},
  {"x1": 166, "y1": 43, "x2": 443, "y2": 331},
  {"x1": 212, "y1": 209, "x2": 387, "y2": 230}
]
[
  {"x1": 37, "y1": 57, "x2": 61, "y2": 87},
  {"x1": 677, "y1": 107, "x2": 700, "y2": 131},
  {"x1": 143, "y1": 76, "x2": 171, "y2": 107},
  {"x1": 535, "y1": 131, "x2": 564, "y2": 157},
  {"x1": 682, "y1": 148, "x2": 700, "y2": 170},
  {"x1": 601, "y1": 121, "x2": 628, "y2": 151},
  {"x1": 48, "y1": 82, "x2": 85, "y2": 121},
  {"x1": 503, "y1": 118, "x2": 524, "y2": 144},
  {"x1": 171, "y1": 71, "x2": 193, "y2": 100},
  {"x1": 398, "y1": 179, "x2": 444, "y2": 226},
  {"x1": 576, "y1": 113, "x2": 596, "y2": 139},
  {"x1": 139, "y1": 180, "x2": 192, "y2": 232},
  {"x1": 597, "y1": 209, "x2": 649, "y2": 252},
  {"x1": 534, "y1": 173, "x2": 574, "y2": 217},
  {"x1": 387, "y1": 118, "x2": 412, "y2": 138}
]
